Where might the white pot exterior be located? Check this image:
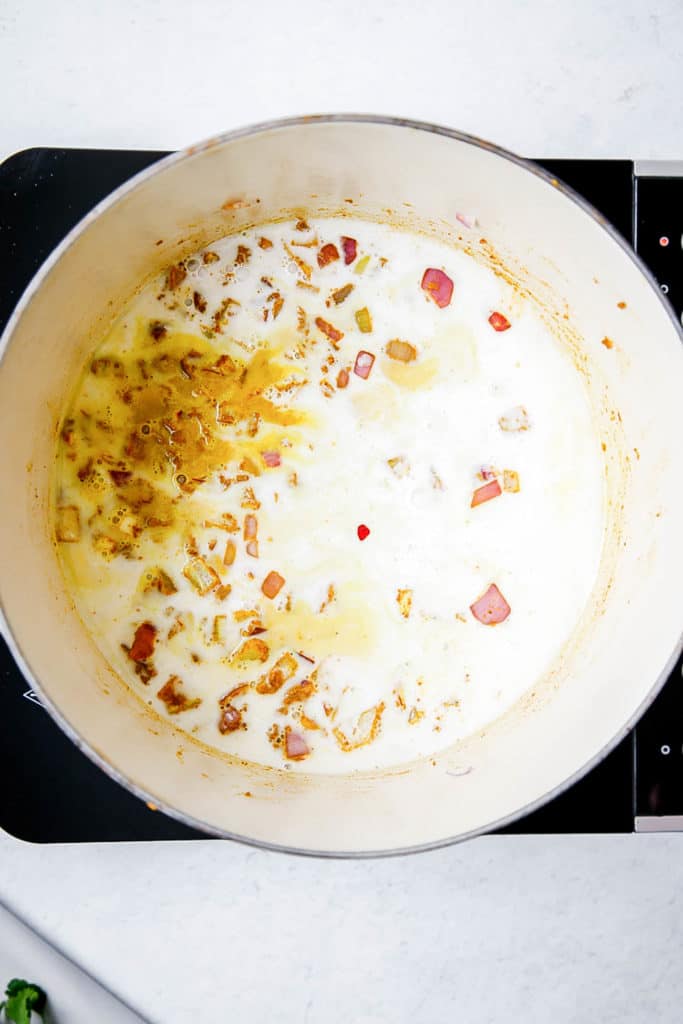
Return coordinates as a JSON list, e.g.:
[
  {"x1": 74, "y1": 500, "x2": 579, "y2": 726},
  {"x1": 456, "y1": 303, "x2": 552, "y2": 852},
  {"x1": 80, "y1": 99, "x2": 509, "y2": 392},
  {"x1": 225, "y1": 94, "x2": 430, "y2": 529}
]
[{"x1": 1, "y1": 116, "x2": 681, "y2": 855}]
